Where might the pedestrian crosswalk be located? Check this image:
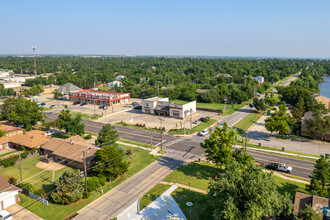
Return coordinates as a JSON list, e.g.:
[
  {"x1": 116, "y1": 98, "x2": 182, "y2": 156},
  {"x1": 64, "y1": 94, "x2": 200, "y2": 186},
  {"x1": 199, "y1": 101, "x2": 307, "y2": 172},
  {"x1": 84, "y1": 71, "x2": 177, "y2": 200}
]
[{"x1": 160, "y1": 138, "x2": 184, "y2": 148}]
